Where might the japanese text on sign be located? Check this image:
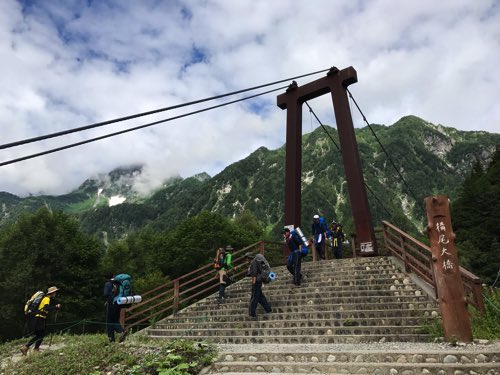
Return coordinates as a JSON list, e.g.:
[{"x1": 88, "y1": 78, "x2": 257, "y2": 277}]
[{"x1": 435, "y1": 219, "x2": 455, "y2": 272}]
